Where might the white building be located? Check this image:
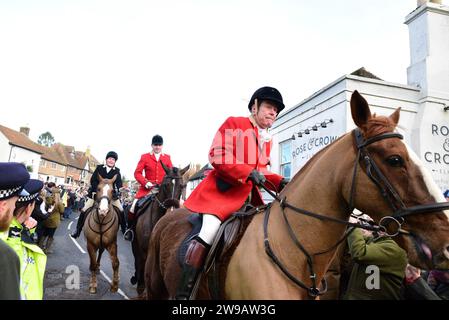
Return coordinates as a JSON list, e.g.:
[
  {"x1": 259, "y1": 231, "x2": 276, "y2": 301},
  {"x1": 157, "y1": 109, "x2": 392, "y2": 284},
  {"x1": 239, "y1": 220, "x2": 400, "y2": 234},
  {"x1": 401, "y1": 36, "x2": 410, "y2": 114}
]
[
  {"x1": 270, "y1": 1, "x2": 449, "y2": 193},
  {"x1": 0, "y1": 125, "x2": 43, "y2": 179}
]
